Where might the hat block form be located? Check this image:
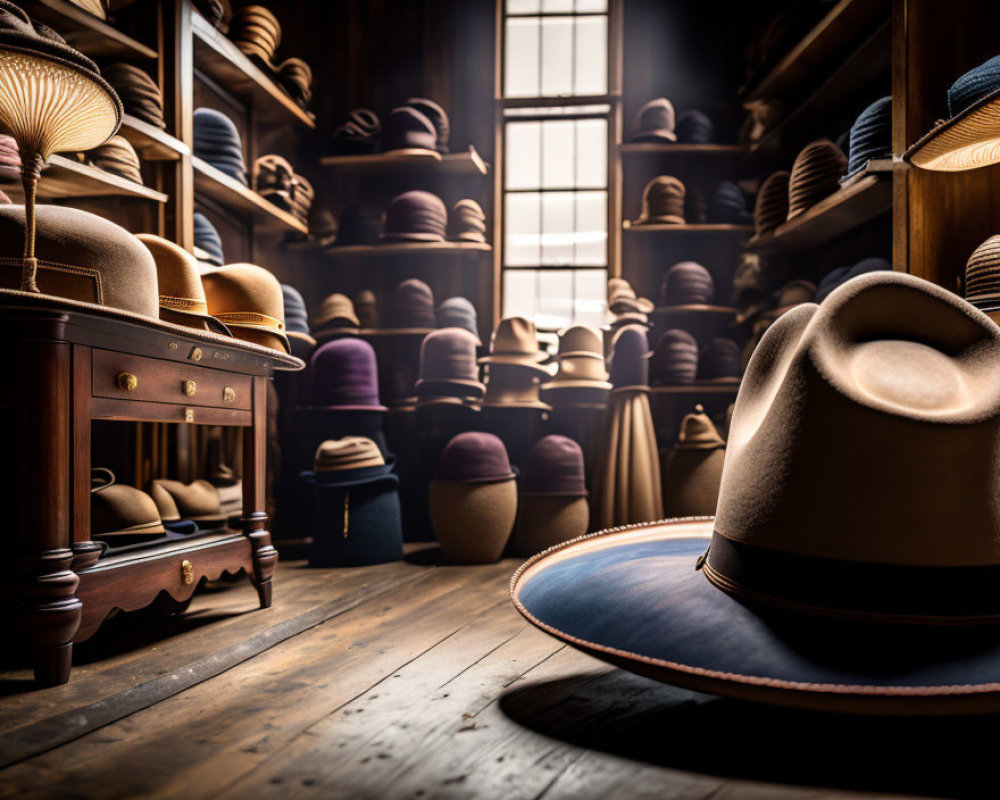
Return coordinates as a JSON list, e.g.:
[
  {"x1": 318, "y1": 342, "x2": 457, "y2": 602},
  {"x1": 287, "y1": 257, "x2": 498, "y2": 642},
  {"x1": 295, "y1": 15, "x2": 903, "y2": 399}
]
[
  {"x1": 430, "y1": 480, "x2": 518, "y2": 564},
  {"x1": 515, "y1": 496, "x2": 590, "y2": 557}
]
